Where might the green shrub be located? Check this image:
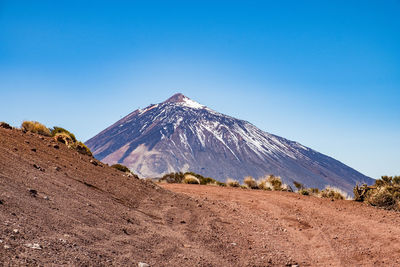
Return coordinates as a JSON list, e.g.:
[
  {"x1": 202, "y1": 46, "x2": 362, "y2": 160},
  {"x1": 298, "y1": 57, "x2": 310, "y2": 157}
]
[
  {"x1": 299, "y1": 188, "x2": 310, "y2": 195},
  {"x1": 21, "y1": 121, "x2": 51, "y2": 136},
  {"x1": 244, "y1": 176, "x2": 258, "y2": 189},
  {"x1": 199, "y1": 177, "x2": 217, "y2": 185},
  {"x1": 216, "y1": 181, "x2": 226, "y2": 187},
  {"x1": 74, "y1": 142, "x2": 92, "y2": 156},
  {"x1": 50, "y1": 126, "x2": 77, "y2": 142},
  {"x1": 111, "y1": 164, "x2": 131, "y2": 173}
]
